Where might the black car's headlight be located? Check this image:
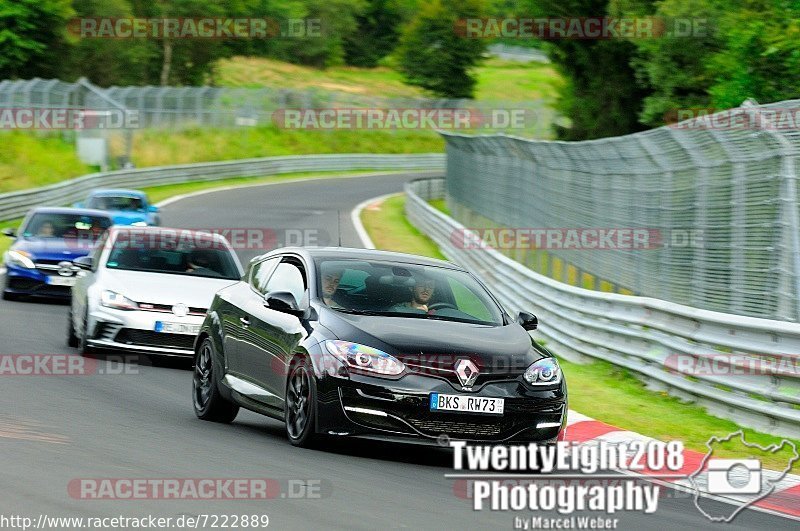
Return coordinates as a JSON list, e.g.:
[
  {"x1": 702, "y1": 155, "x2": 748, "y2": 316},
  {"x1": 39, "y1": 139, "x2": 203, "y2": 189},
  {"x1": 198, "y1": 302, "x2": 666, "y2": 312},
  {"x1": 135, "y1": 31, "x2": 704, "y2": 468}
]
[
  {"x1": 523, "y1": 357, "x2": 562, "y2": 386},
  {"x1": 325, "y1": 340, "x2": 405, "y2": 376}
]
